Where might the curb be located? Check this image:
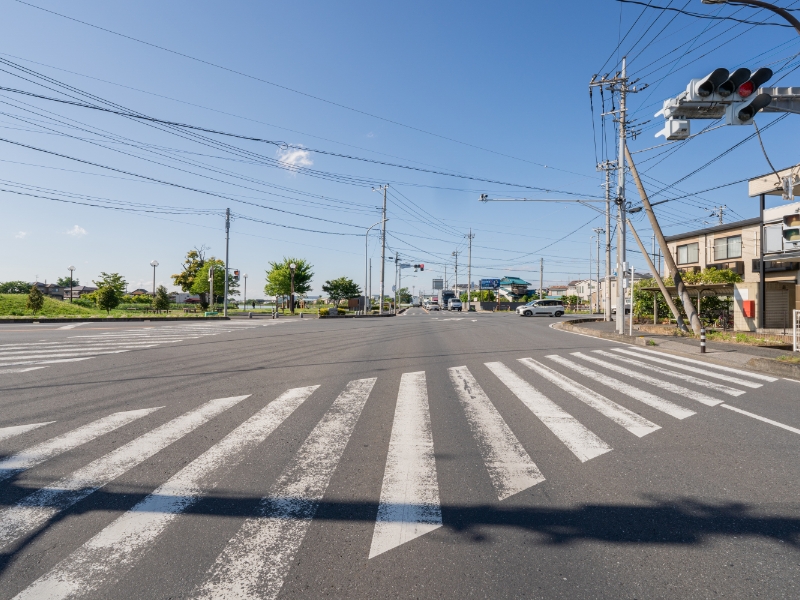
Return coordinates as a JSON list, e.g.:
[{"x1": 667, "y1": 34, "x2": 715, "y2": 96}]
[
  {"x1": 0, "y1": 316, "x2": 230, "y2": 324},
  {"x1": 553, "y1": 320, "x2": 800, "y2": 381}
]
